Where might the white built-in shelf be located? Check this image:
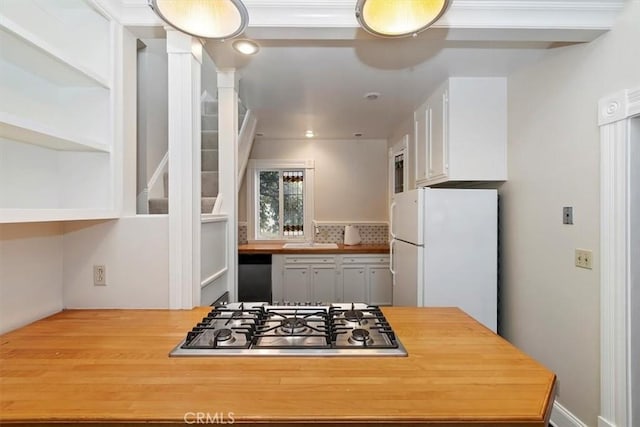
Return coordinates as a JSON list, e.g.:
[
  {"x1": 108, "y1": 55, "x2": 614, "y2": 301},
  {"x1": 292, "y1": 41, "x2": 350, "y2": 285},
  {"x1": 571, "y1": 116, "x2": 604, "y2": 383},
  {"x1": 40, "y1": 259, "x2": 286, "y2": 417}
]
[
  {"x1": 0, "y1": 0, "x2": 111, "y2": 87},
  {"x1": 0, "y1": 209, "x2": 119, "y2": 224},
  {"x1": 0, "y1": 112, "x2": 110, "y2": 152},
  {"x1": 0, "y1": 19, "x2": 110, "y2": 89},
  {"x1": 0, "y1": 0, "x2": 117, "y2": 224}
]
